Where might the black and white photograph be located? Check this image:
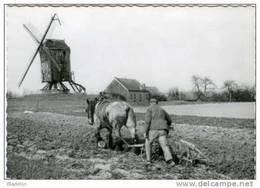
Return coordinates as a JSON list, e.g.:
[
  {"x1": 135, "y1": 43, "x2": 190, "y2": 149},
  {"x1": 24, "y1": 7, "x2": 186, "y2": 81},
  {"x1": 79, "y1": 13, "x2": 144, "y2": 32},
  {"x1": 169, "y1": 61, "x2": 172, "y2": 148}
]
[{"x1": 3, "y1": 3, "x2": 256, "y2": 183}]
